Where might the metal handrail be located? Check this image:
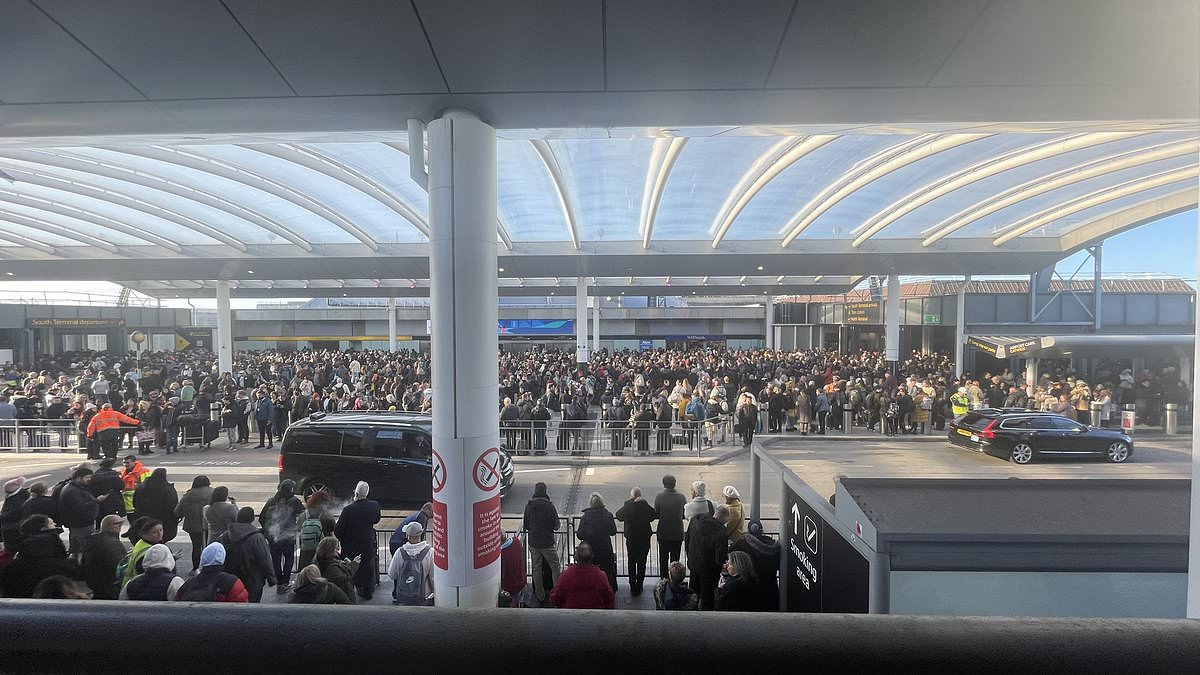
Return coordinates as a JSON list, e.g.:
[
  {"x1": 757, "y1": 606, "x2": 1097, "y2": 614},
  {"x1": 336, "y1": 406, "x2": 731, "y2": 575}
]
[{"x1": 0, "y1": 419, "x2": 81, "y2": 454}]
